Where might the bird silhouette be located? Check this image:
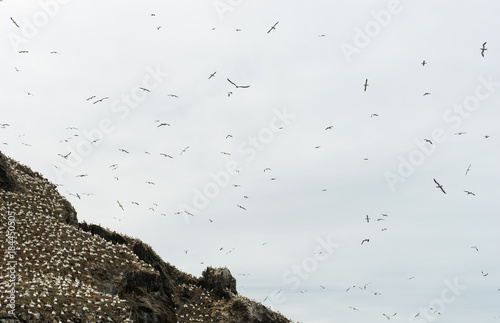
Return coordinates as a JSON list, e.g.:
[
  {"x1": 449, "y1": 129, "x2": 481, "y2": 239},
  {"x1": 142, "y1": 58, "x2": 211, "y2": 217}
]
[
  {"x1": 139, "y1": 87, "x2": 150, "y2": 92},
  {"x1": 10, "y1": 17, "x2": 19, "y2": 28},
  {"x1": 363, "y1": 79, "x2": 369, "y2": 91},
  {"x1": 464, "y1": 190, "x2": 475, "y2": 196},
  {"x1": 267, "y1": 21, "x2": 279, "y2": 33},
  {"x1": 383, "y1": 313, "x2": 397, "y2": 320},
  {"x1": 480, "y1": 42, "x2": 487, "y2": 57},
  {"x1": 208, "y1": 71, "x2": 217, "y2": 79},
  {"x1": 433, "y1": 178, "x2": 446, "y2": 194},
  {"x1": 227, "y1": 78, "x2": 250, "y2": 88},
  {"x1": 180, "y1": 146, "x2": 190, "y2": 155},
  {"x1": 465, "y1": 164, "x2": 471, "y2": 175},
  {"x1": 325, "y1": 125, "x2": 333, "y2": 130},
  {"x1": 361, "y1": 238, "x2": 369, "y2": 245},
  {"x1": 93, "y1": 97, "x2": 109, "y2": 104},
  {"x1": 58, "y1": 152, "x2": 71, "y2": 159},
  {"x1": 421, "y1": 60, "x2": 427, "y2": 66}
]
